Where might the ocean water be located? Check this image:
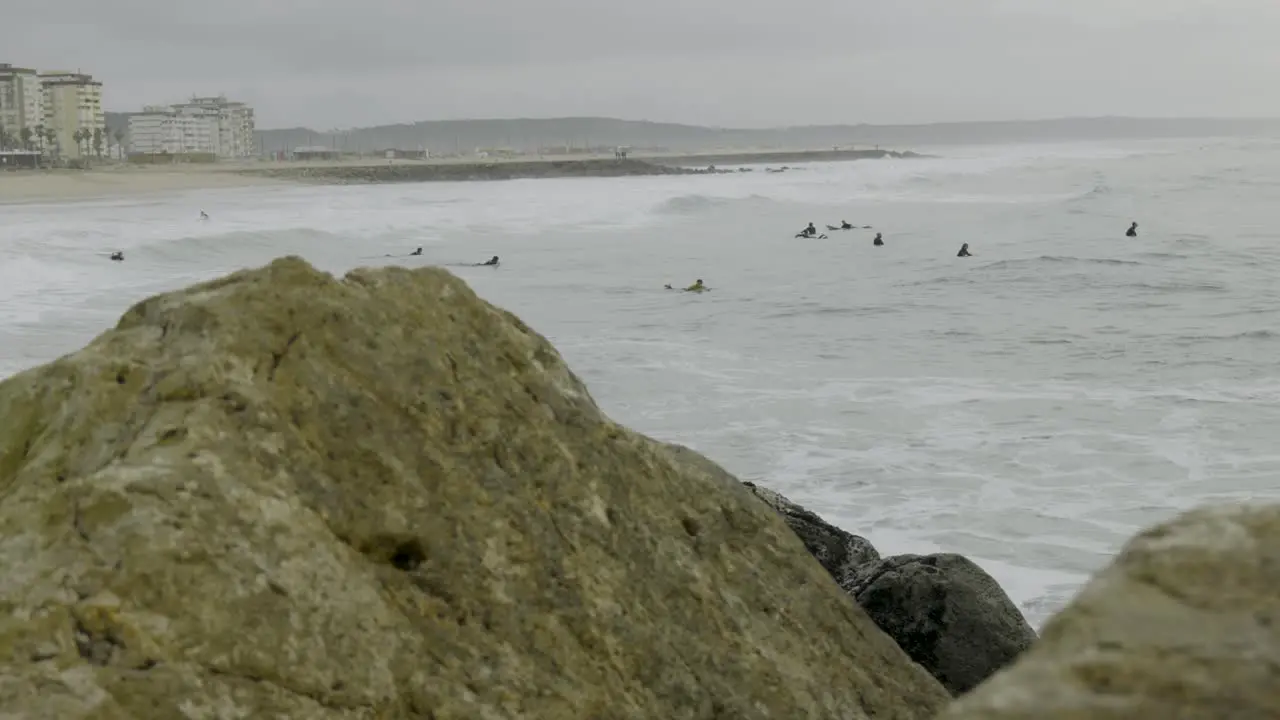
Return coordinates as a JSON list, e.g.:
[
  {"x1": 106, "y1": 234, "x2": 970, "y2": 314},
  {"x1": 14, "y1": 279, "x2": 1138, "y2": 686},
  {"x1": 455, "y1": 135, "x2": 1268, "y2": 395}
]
[{"x1": 4, "y1": 136, "x2": 1280, "y2": 626}]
